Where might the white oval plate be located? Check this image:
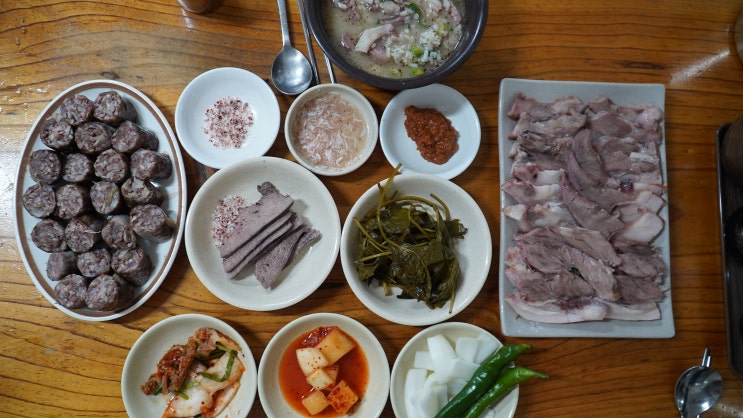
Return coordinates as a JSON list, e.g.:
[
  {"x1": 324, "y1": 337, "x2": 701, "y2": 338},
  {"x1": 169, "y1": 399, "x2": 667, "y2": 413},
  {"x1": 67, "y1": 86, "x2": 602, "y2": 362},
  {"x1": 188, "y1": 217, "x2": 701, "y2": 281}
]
[
  {"x1": 121, "y1": 314, "x2": 257, "y2": 417},
  {"x1": 185, "y1": 156, "x2": 341, "y2": 311},
  {"x1": 390, "y1": 322, "x2": 518, "y2": 418},
  {"x1": 13, "y1": 79, "x2": 187, "y2": 321},
  {"x1": 341, "y1": 173, "x2": 492, "y2": 326},
  {"x1": 380, "y1": 83, "x2": 480, "y2": 180},
  {"x1": 175, "y1": 67, "x2": 281, "y2": 169},
  {"x1": 258, "y1": 312, "x2": 390, "y2": 418}
]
